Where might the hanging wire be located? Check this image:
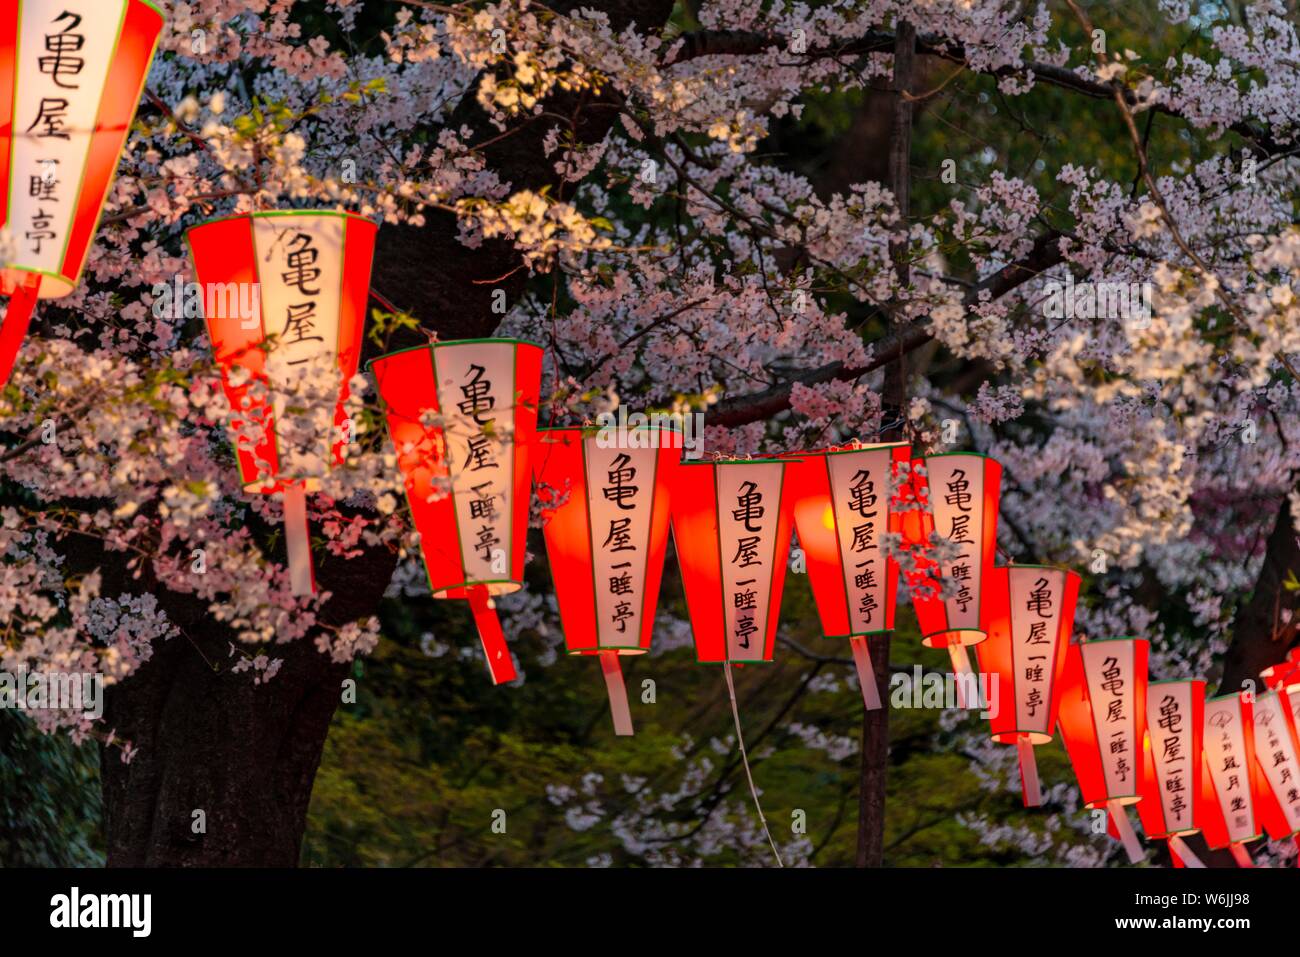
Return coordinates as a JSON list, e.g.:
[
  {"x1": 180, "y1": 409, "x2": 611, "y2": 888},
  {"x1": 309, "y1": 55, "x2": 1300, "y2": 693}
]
[{"x1": 722, "y1": 663, "x2": 785, "y2": 867}]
